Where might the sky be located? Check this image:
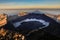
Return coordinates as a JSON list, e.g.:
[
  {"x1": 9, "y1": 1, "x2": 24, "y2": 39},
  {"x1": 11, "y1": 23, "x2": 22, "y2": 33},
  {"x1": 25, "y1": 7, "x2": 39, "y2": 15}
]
[{"x1": 0, "y1": 0, "x2": 60, "y2": 9}]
